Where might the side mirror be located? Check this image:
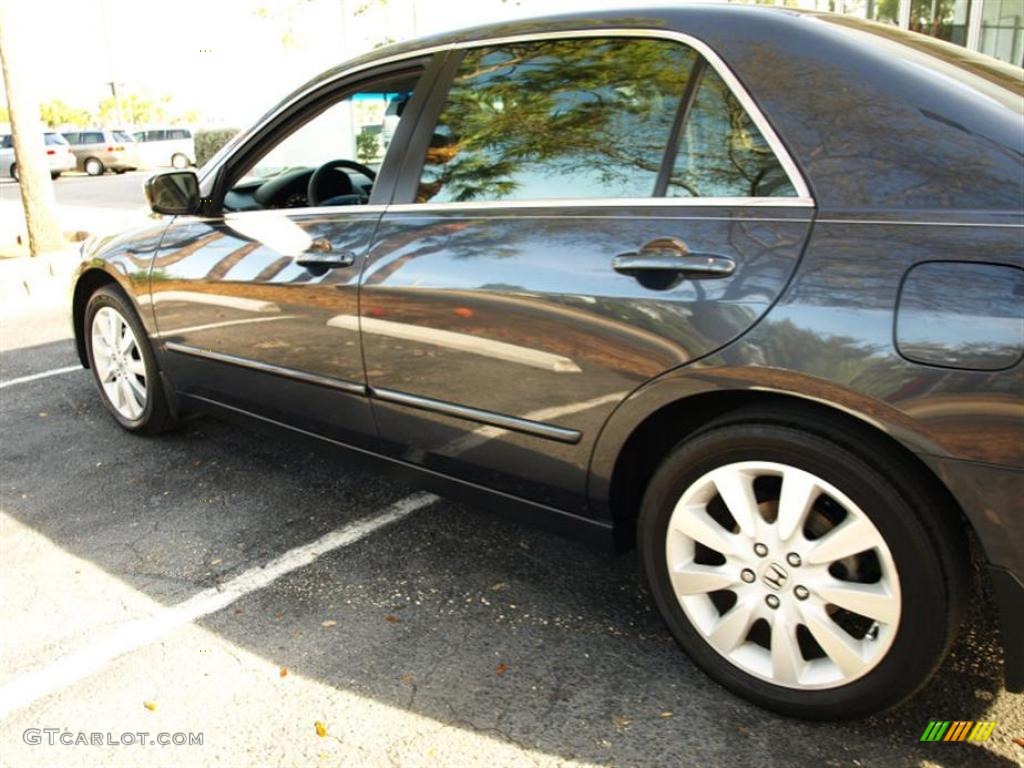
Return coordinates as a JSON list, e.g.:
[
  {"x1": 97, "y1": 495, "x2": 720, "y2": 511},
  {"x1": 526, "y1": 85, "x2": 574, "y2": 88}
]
[{"x1": 145, "y1": 171, "x2": 200, "y2": 215}]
